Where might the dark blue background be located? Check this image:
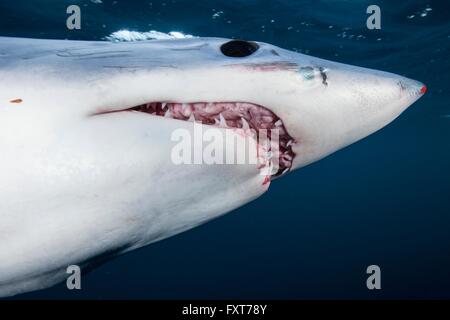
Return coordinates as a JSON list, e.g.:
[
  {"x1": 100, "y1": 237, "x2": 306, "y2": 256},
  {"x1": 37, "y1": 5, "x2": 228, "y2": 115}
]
[{"x1": 1, "y1": 0, "x2": 449, "y2": 299}]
